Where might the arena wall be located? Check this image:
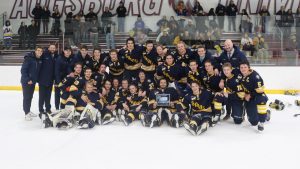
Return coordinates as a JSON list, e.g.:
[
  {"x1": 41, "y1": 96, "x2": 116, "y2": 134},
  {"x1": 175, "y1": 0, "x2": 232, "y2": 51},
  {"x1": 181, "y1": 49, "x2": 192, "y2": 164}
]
[
  {"x1": 0, "y1": 66, "x2": 299, "y2": 94},
  {"x1": 1, "y1": 0, "x2": 300, "y2": 33}
]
